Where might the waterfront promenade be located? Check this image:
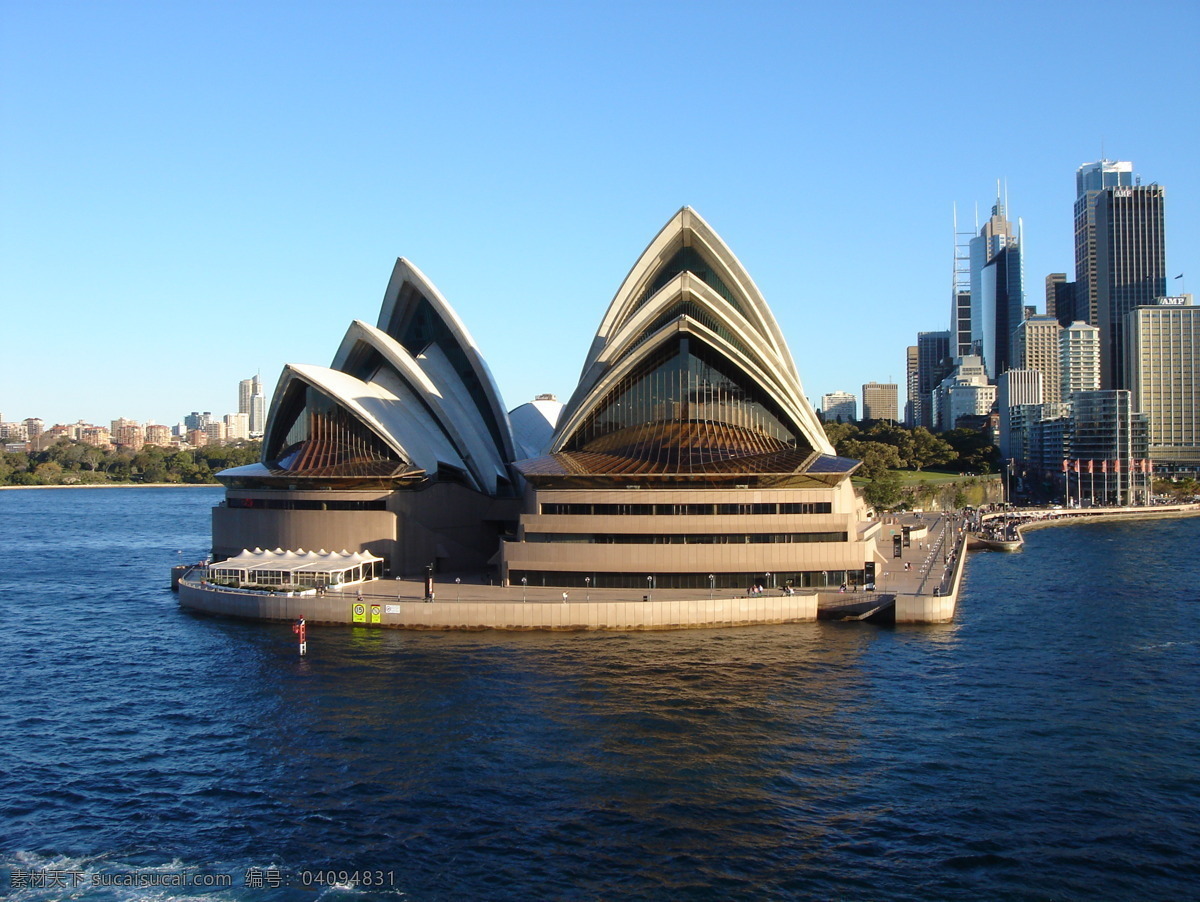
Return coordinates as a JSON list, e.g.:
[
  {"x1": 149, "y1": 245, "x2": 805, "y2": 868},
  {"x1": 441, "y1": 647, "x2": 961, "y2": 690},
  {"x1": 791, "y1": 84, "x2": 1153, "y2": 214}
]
[
  {"x1": 177, "y1": 512, "x2": 968, "y2": 629},
  {"x1": 970, "y1": 501, "x2": 1200, "y2": 547}
]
